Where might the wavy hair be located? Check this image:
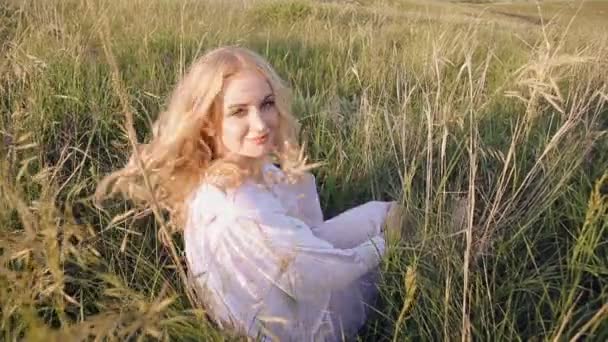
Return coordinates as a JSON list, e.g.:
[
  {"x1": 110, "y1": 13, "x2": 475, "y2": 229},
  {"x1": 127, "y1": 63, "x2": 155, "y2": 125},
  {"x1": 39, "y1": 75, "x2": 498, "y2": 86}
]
[{"x1": 95, "y1": 46, "x2": 313, "y2": 230}]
